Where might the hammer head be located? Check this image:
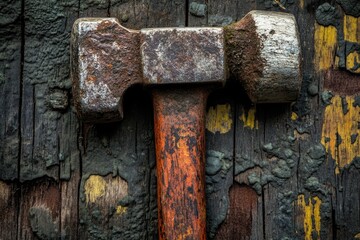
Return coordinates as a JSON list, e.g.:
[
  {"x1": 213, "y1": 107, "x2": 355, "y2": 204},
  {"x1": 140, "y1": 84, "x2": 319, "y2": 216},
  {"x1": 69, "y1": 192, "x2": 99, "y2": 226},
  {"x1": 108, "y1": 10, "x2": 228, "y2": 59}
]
[
  {"x1": 71, "y1": 11, "x2": 301, "y2": 123},
  {"x1": 225, "y1": 11, "x2": 301, "y2": 103},
  {"x1": 71, "y1": 18, "x2": 142, "y2": 123},
  {"x1": 140, "y1": 28, "x2": 226, "y2": 85}
]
